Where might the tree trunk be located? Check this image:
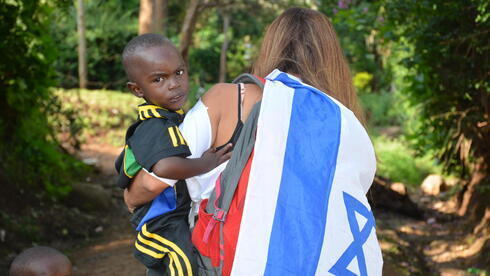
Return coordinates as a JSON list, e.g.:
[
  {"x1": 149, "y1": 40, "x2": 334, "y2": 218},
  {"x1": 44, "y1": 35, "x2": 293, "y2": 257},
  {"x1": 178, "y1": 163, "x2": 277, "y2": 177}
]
[
  {"x1": 139, "y1": 0, "x2": 167, "y2": 35},
  {"x1": 153, "y1": 0, "x2": 168, "y2": 35},
  {"x1": 76, "y1": 0, "x2": 87, "y2": 89},
  {"x1": 458, "y1": 160, "x2": 489, "y2": 220},
  {"x1": 219, "y1": 12, "x2": 230, "y2": 83},
  {"x1": 139, "y1": 0, "x2": 154, "y2": 34},
  {"x1": 178, "y1": 0, "x2": 201, "y2": 62}
]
